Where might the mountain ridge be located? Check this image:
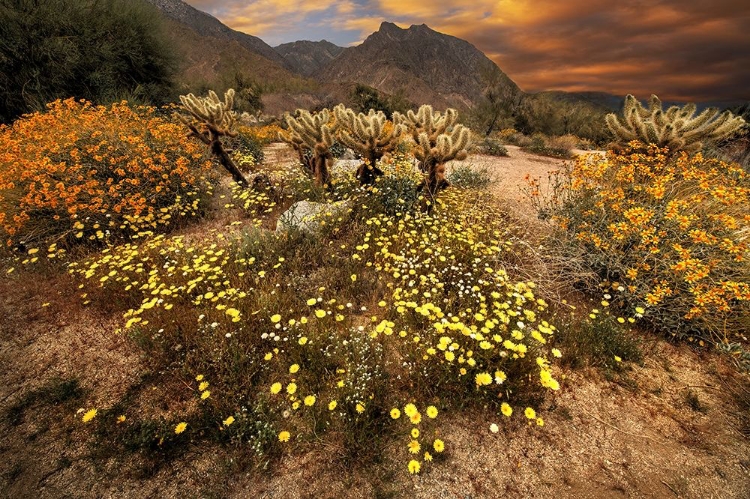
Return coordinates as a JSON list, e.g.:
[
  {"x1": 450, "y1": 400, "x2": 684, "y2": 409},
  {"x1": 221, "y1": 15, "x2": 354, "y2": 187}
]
[{"x1": 274, "y1": 40, "x2": 346, "y2": 77}]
